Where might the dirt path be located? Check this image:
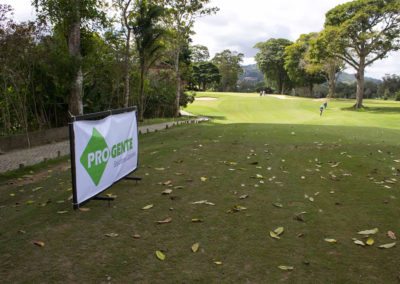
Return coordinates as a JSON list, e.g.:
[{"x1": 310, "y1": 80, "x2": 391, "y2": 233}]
[{"x1": 0, "y1": 117, "x2": 208, "y2": 174}]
